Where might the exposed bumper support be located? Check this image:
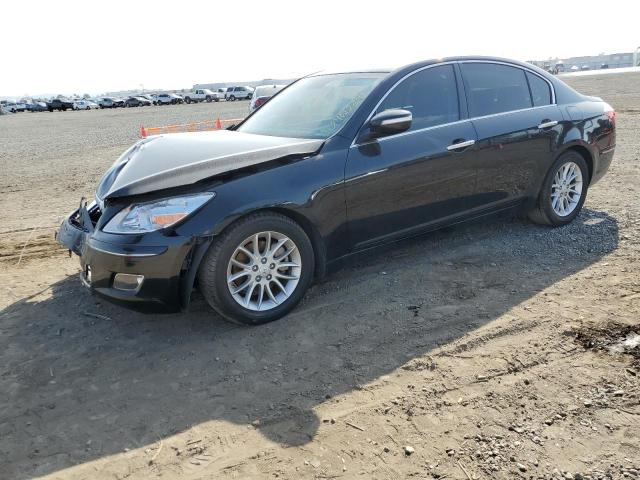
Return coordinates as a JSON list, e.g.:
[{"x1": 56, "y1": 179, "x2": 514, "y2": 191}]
[{"x1": 56, "y1": 208, "x2": 200, "y2": 312}]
